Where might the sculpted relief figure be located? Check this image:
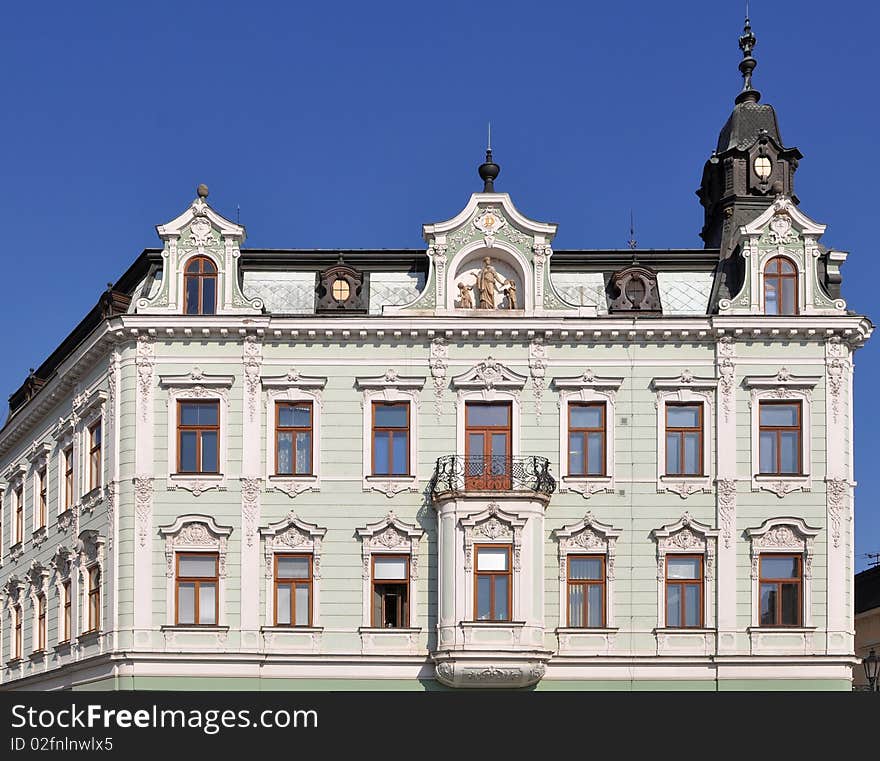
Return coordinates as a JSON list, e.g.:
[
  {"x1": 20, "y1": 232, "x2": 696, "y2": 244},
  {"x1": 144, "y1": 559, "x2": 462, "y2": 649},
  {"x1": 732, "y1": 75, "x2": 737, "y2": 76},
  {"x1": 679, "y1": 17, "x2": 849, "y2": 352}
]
[
  {"x1": 503, "y1": 279, "x2": 517, "y2": 310},
  {"x1": 457, "y1": 281, "x2": 473, "y2": 309},
  {"x1": 476, "y1": 257, "x2": 506, "y2": 309}
]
